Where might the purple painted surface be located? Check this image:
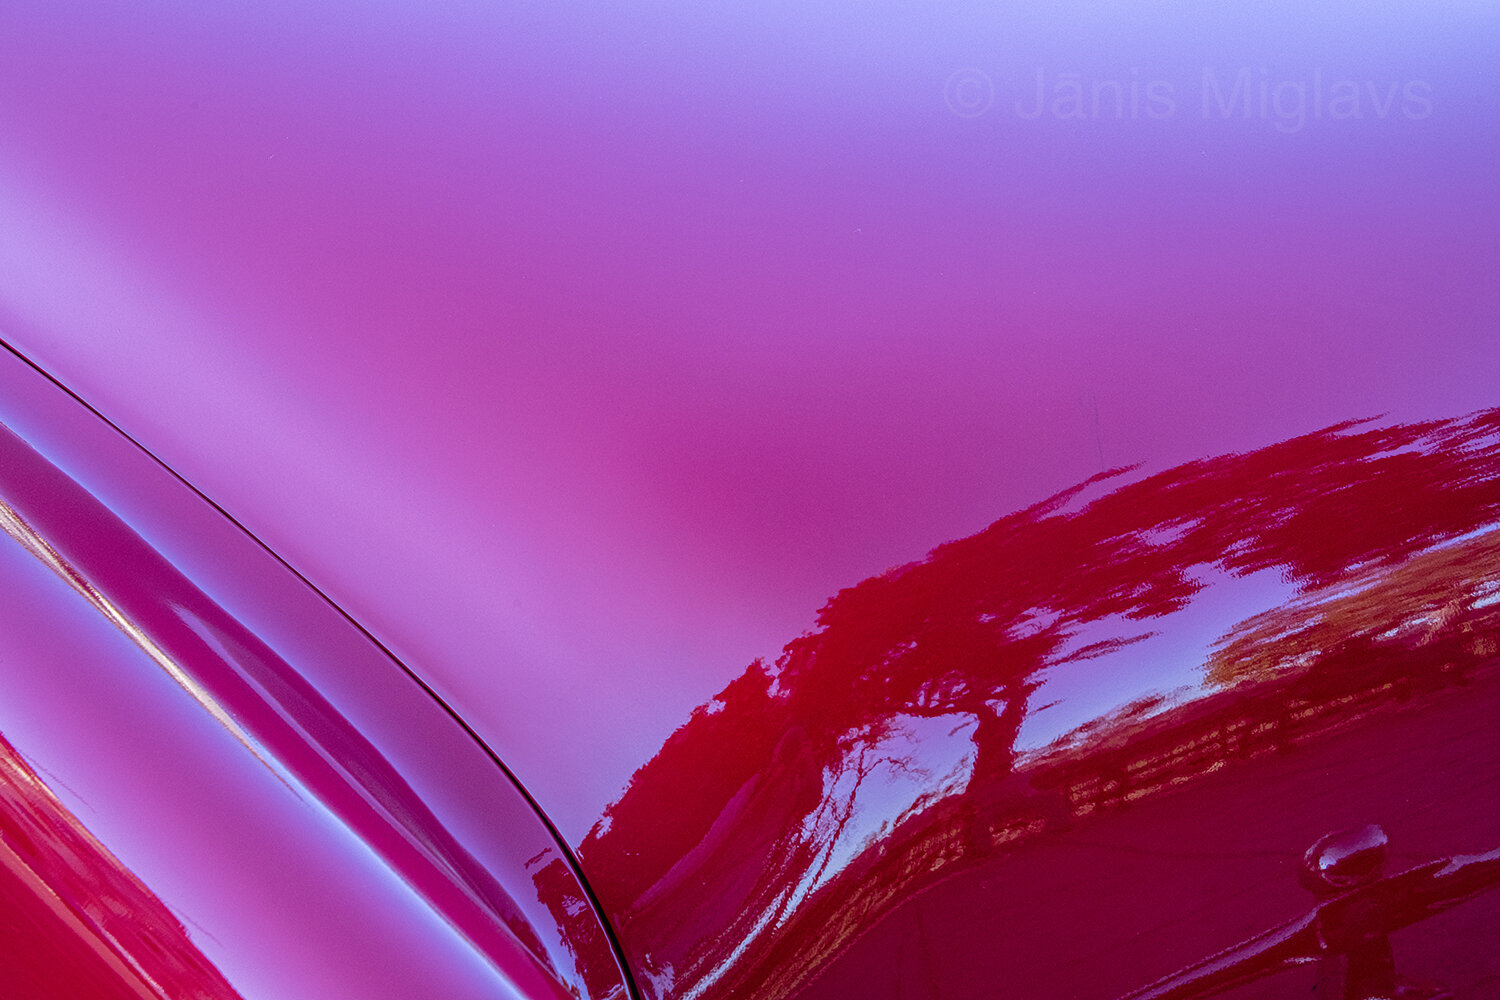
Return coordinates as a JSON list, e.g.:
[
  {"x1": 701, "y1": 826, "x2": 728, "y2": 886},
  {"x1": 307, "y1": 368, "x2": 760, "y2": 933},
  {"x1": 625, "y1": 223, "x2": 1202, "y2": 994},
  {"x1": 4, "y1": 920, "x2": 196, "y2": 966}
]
[
  {"x1": 1, "y1": 1, "x2": 1496, "y2": 838},
  {"x1": 2, "y1": 1, "x2": 1499, "y2": 998},
  {"x1": 0, "y1": 348, "x2": 629, "y2": 998}
]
